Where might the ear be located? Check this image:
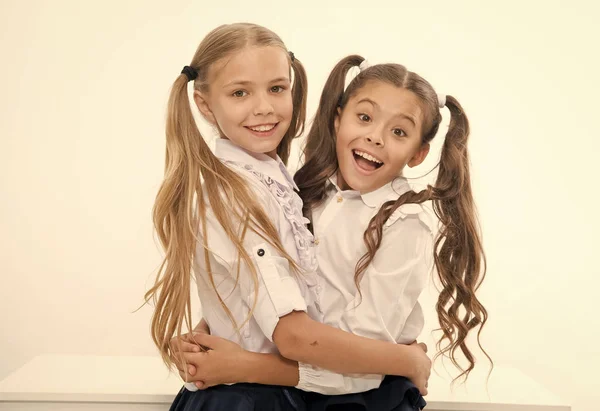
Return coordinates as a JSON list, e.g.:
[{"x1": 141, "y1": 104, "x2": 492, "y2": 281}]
[
  {"x1": 407, "y1": 143, "x2": 430, "y2": 168},
  {"x1": 193, "y1": 90, "x2": 216, "y2": 125},
  {"x1": 334, "y1": 107, "x2": 342, "y2": 135}
]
